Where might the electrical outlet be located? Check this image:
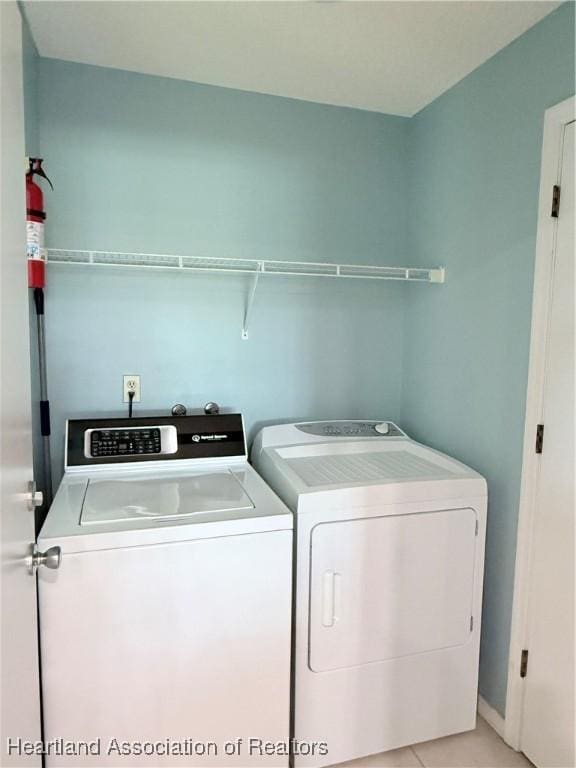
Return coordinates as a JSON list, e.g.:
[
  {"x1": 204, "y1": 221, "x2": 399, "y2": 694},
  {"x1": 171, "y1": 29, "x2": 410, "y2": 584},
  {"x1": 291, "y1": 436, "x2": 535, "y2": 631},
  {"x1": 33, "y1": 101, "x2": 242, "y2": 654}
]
[{"x1": 123, "y1": 375, "x2": 141, "y2": 403}]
